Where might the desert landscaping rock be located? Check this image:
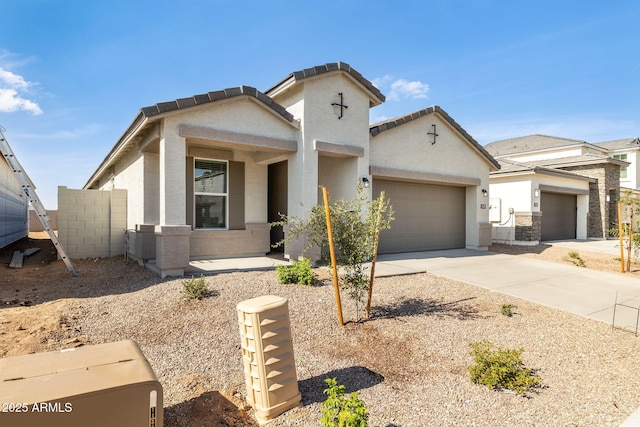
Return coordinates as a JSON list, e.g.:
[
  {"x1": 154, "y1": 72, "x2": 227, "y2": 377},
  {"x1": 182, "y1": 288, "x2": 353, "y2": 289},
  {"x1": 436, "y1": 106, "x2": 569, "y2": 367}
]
[{"x1": 1, "y1": 237, "x2": 640, "y2": 425}]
